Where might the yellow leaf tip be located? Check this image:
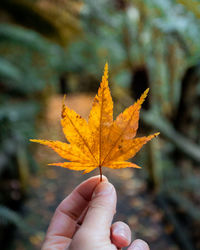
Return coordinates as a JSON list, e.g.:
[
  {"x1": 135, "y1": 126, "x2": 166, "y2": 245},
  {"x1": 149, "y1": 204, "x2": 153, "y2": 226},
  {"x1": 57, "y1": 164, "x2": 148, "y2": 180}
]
[
  {"x1": 48, "y1": 163, "x2": 57, "y2": 166},
  {"x1": 30, "y1": 139, "x2": 37, "y2": 142},
  {"x1": 63, "y1": 94, "x2": 66, "y2": 105},
  {"x1": 148, "y1": 132, "x2": 160, "y2": 140},
  {"x1": 132, "y1": 164, "x2": 142, "y2": 169},
  {"x1": 104, "y1": 62, "x2": 108, "y2": 75},
  {"x1": 61, "y1": 95, "x2": 67, "y2": 118},
  {"x1": 143, "y1": 88, "x2": 149, "y2": 97},
  {"x1": 136, "y1": 88, "x2": 150, "y2": 106},
  {"x1": 101, "y1": 62, "x2": 109, "y2": 84}
]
